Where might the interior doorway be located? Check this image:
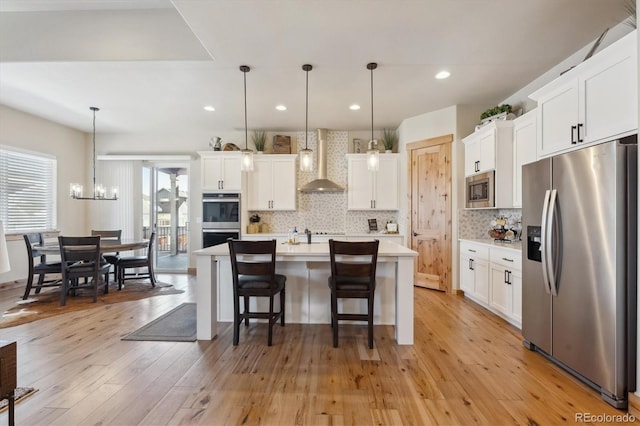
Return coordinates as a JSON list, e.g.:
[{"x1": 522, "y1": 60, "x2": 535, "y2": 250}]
[
  {"x1": 142, "y1": 162, "x2": 189, "y2": 272},
  {"x1": 407, "y1": 134, "x2": 453, "y2": 293}
]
